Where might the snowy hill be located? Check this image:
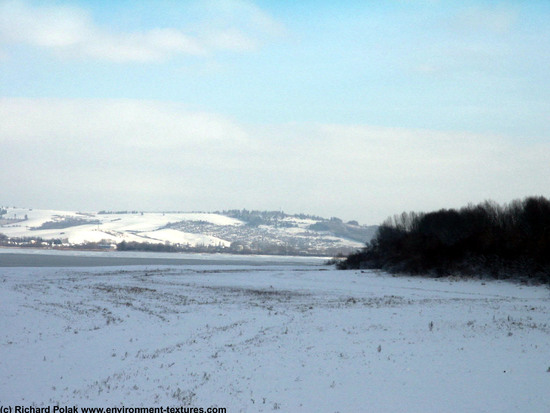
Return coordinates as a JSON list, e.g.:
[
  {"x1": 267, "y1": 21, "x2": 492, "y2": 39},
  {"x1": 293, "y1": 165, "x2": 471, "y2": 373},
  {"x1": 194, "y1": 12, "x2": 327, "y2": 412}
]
[{"x1": 0, "y1": 207, "x2": 376, "y2": 256}]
